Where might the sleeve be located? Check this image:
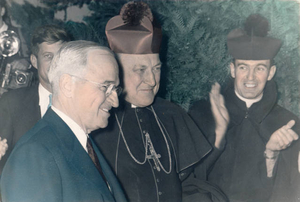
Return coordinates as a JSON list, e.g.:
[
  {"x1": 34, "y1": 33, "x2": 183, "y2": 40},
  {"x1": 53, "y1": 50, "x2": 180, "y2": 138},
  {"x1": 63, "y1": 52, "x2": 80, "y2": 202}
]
[
  {"x1": 0, "y1": 142, "x2": 62, "y2": 202},
  {"x1": 172, "y1": 105, "x2": 212, "y2": 173},
  {"x1": 267, "y1": 109, "x2": 300, "y2": 201},
  {"x1": 188, "y1": 100, "x2": 216, "y2": 146},
  {"x1": 269, "y1": 136, "x2": 300, "y2": 202},
  {"x1": 182, "y1": 171, "x2": 229, "y2": 202},
  {"x1": 188, "y1": 100, "x2": 224, "y2": 174}
]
